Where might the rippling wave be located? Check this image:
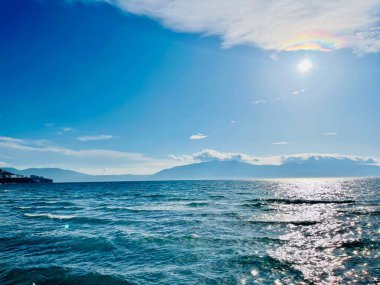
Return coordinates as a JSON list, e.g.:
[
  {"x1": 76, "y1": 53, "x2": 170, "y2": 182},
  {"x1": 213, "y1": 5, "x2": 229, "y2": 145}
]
[{"x1": 1, "y1": 179, "x2": 379, "y2": 284}]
